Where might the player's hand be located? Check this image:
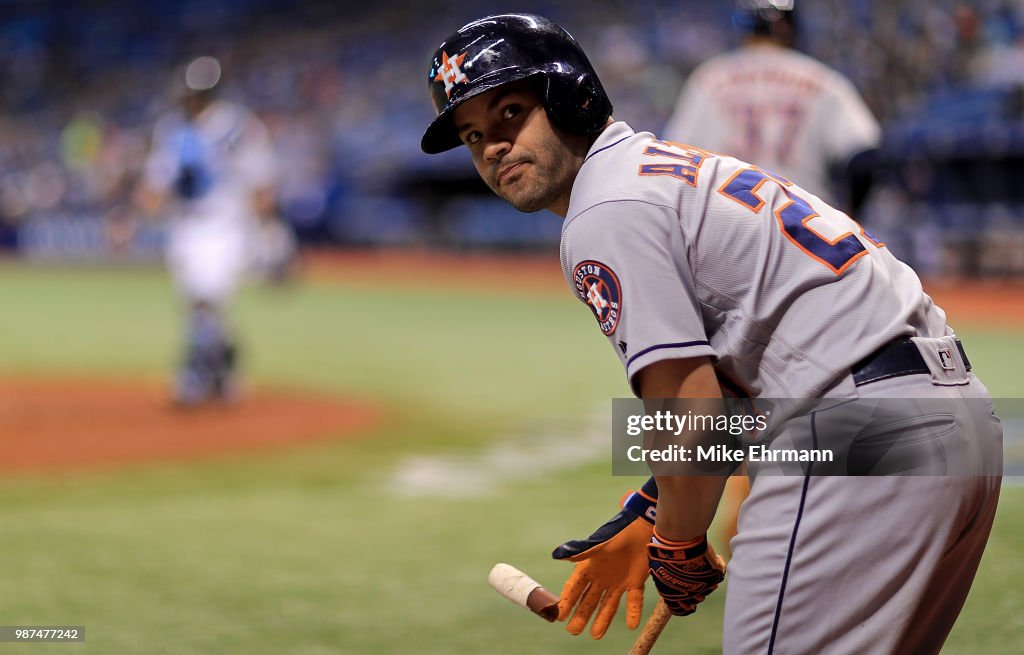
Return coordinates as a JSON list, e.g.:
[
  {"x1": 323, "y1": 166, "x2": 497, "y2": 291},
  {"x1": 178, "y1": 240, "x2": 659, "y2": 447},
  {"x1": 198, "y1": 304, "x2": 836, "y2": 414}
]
[
  {"x1": 551, "y1": 486, "x2": 656, "y2": 638},
  {"x1": 647, "y1": 530, "x2": 726, "y2": 616}
]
